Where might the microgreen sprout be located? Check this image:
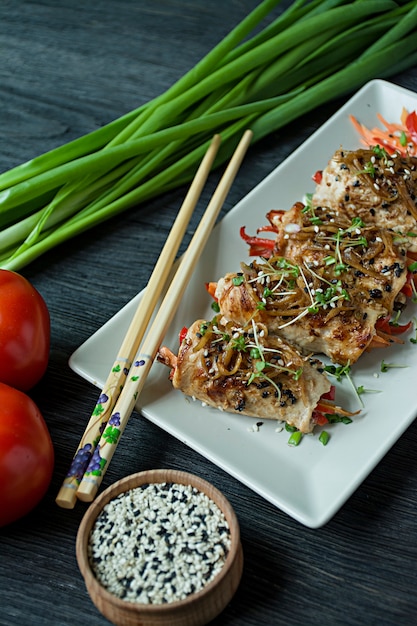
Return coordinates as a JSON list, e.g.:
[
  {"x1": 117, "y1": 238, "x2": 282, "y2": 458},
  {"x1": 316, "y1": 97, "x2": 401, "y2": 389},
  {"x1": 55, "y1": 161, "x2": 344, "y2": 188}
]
[
  {"x1": 324, "y1": 362, "x2": 351, "y2": 382},
  {"x1": 408, "y1": 262, "x2": 417, "y2": 301},
  {"x1": 204, "y1": 318, "x2": 231, "y2": 344},
  {"x1": 231, "y1": 333, "x2": 246, "y2": 351},
  {"x1": 274, "y1": 257, "x2": 300, "y2": 278},
  {"x1": 321, "y1": 220, "x2": 368, "y2": 276},
  {"x1": 247, "y1": 258, "x2": 299, "y2": 295},
  {"x1": 410, "y1": 317, "x2": 417, "y2": 344},
  {"x1": 380, "y1": 359, "x2": 408, "y2": 373},
  {"x1": 358, "y1": 161, "x2": 376, "y2": 177},
  {"x1": 307, "y1": 281, "x2": 349, "y2": 314},
  {"x1": 324, "y1": 361, "x2": 364, "y2": 408},
  {"x1": 412, "y1": 281, "x2": 417, "y2": 304},
  {"x1": 245, "y1": 320, "x2": 303, "y2": 395},
  {"x1": 302, "y1": 194, "x2": 323, "y2": 225},
  {"x1": 345, "y1": 216, "x2": 366, "y2": 232},
  {"x1": 373, "y1": 144, "x2": 391, "y2": 163},
  {"x1": 356, "y1": 385, "x2": 381, "y2": 395},
  {"x1": 390, "y1": 310, "x2": 402, "y2": 327}
]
